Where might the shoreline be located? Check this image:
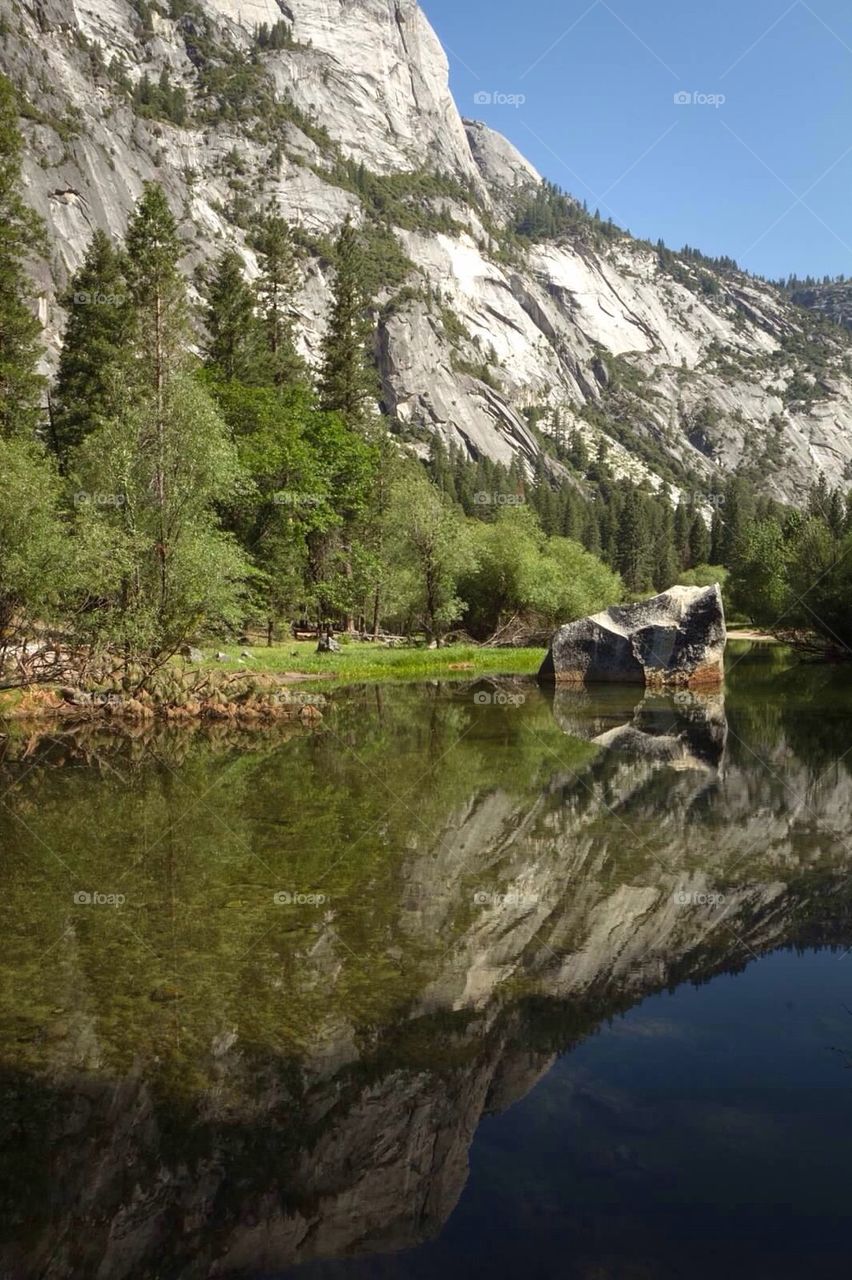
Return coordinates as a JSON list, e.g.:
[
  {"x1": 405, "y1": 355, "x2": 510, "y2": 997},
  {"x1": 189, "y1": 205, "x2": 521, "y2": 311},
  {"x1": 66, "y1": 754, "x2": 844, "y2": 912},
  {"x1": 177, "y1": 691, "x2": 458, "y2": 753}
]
[
  {"x1": 0, "y1": 643, "x2": 547, "y2": 723},
  {"x1": 727, "y1": 629, "x2": 778, "y2": 642}
]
